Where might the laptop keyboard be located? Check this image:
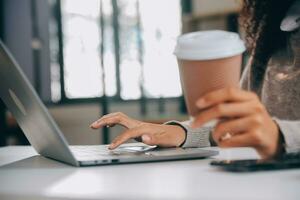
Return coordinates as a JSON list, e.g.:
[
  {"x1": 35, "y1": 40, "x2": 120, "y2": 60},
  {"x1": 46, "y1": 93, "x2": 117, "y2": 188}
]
[{"x1": 70, "y1": 145, "x2": 111, "y2": 156}]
